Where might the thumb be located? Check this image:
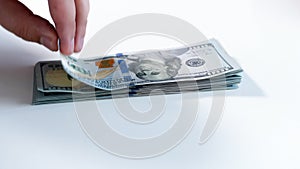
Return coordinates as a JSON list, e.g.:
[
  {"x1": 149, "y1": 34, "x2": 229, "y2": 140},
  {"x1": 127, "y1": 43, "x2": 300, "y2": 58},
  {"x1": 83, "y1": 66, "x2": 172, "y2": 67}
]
[{"x1": 0, "y1": 0, "x2": 58, "y2": 51}]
